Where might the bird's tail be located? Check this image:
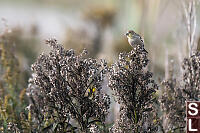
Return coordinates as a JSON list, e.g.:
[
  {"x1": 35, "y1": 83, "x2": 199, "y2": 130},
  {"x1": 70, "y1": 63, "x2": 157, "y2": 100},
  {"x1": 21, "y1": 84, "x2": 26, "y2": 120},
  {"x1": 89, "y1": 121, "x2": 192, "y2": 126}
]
[{"x1": 143, "y1": 48, "x2": 148, "y2": 53}]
